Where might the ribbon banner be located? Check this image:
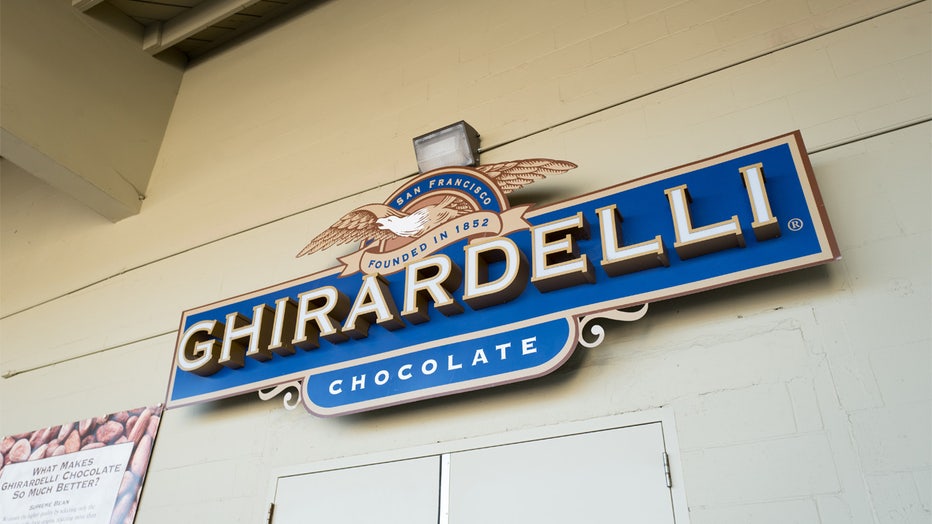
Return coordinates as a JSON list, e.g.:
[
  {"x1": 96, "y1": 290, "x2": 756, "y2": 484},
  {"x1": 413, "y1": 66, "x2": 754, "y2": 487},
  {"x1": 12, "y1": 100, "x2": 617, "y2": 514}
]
[{"x1": 339, "y1": 207, "x2": 533, "y2": 276}]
